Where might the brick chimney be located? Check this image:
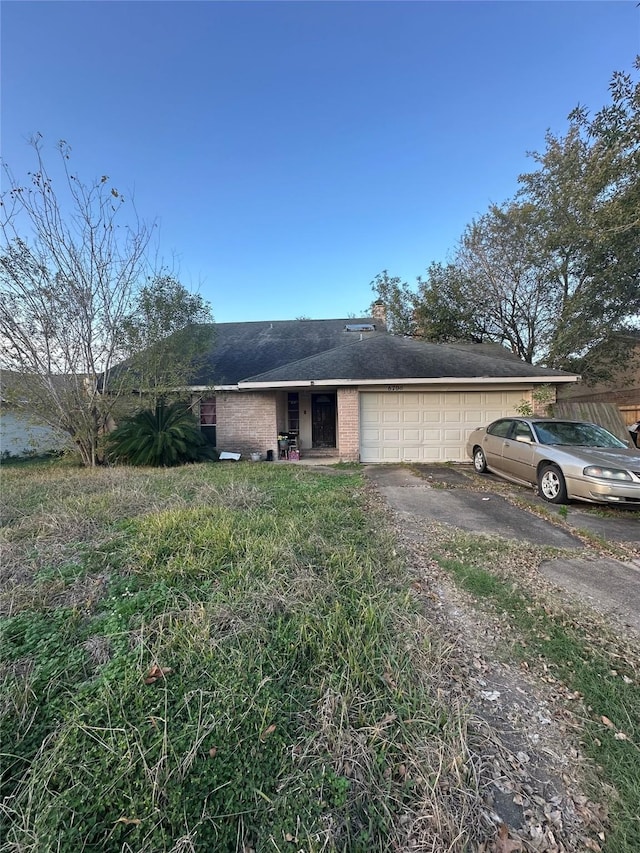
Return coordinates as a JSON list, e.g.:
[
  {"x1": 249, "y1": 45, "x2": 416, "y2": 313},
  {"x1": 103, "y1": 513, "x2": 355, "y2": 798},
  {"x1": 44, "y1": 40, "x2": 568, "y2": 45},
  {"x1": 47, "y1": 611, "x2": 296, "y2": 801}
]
[{"x1": 371, "y1": 300, "x2": 387, "y2": 328}]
